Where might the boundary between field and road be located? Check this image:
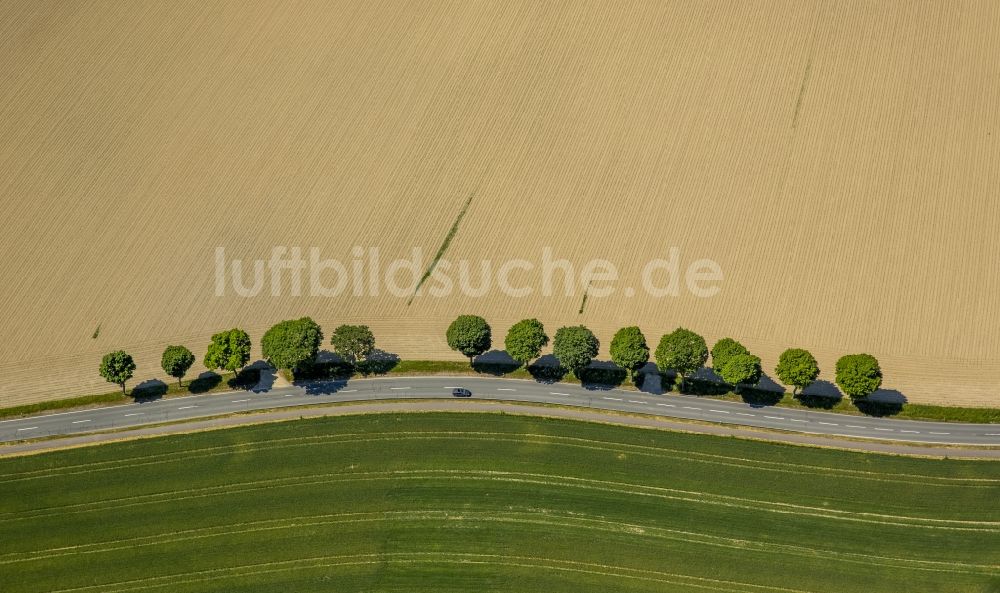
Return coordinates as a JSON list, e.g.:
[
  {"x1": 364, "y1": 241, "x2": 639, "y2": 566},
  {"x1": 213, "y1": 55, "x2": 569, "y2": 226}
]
[{"x1": 0, "y1": 375, "x2": 998, "y2": 458}]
